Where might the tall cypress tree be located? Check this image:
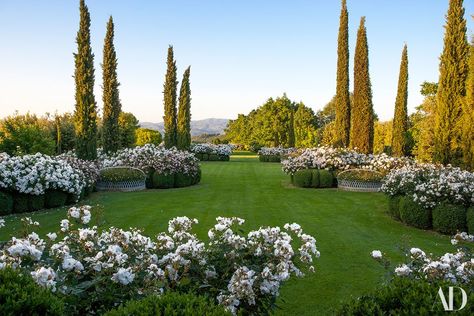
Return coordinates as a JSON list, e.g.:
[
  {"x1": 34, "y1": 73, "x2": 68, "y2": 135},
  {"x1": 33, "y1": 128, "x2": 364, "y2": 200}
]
[
  {"x1": 74, "y1": 0, "x2": 97, "y2": 160},
  {"x1": 102, "y1": 16, "x2": 121, "y2": 153},
  {"x1": 177, "y1": 66, "x2": 192, "y2": 150},
  {"x1": 334, "y1": 0, "x2": 351, "y2": 147},
  {"x1": 350, "y1": 17, "x2": 374, "y2": 153},
  {"x1": 391, "y1": 44, "x2": 409, "y2": 157},
  {"x1": 434, "y1": 0, "x2": 469, "y2": 165},
  {"x1": 462, "y1": 38, "x2": 474, "y2": 170},
  {"x1": 163, "y1": 46, "x2": 178, "y2": 148}
]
